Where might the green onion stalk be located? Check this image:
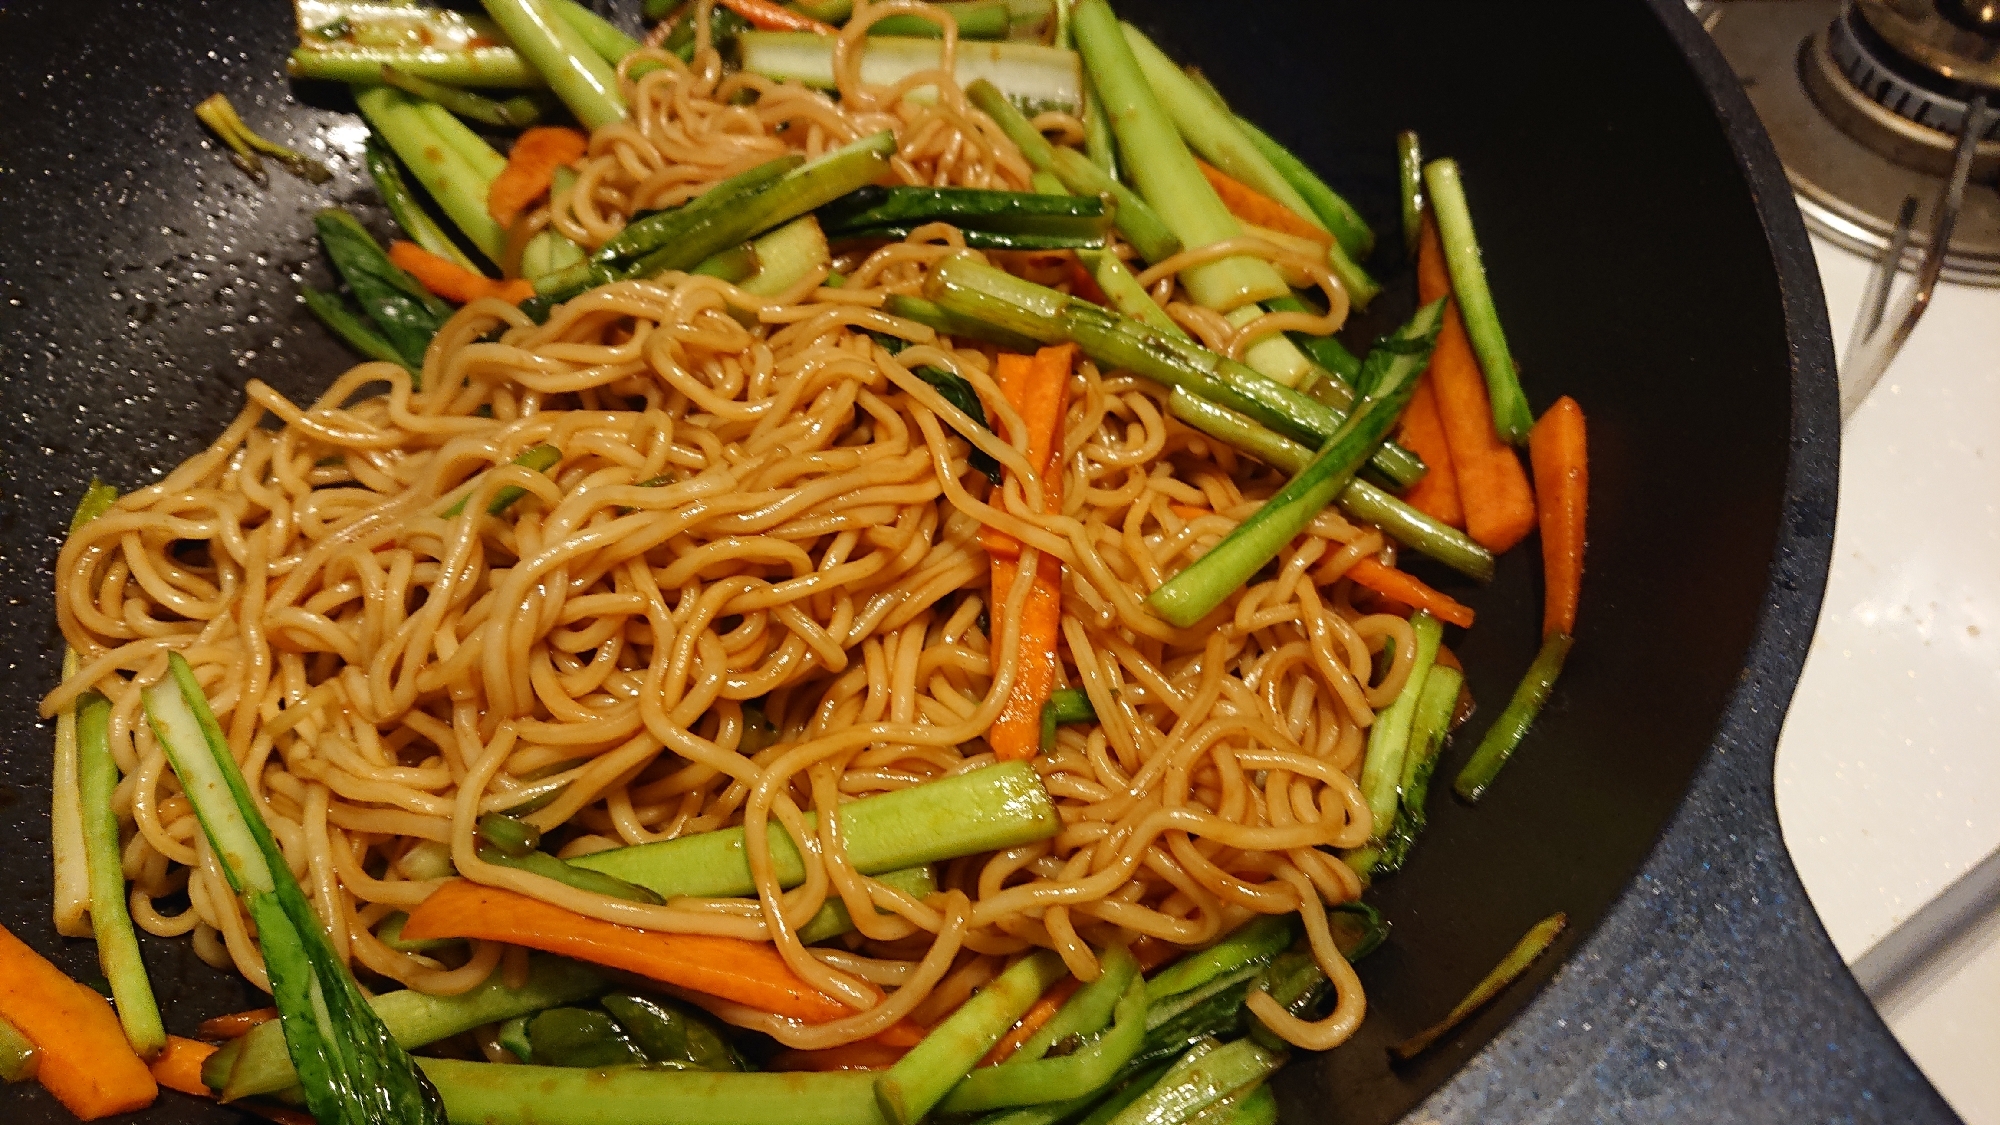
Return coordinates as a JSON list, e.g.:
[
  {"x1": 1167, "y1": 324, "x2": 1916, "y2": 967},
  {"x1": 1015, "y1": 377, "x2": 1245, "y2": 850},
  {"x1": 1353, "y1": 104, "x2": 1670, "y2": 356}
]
[
  {"x1": 1145, "y1": 299, "x2": 1445, "y2": 628},
  {"x1": 1423, "y1": 158, "x2": 1534, "y2": 445},
  {"x1": 482, "y1": 0, "x2": 626, "y2": 130}
]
